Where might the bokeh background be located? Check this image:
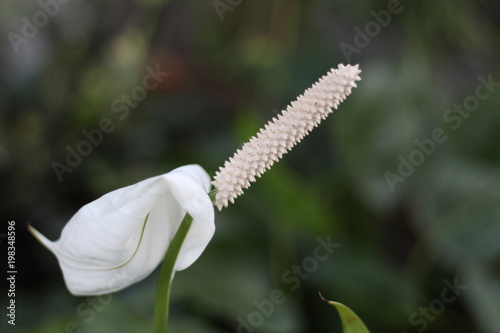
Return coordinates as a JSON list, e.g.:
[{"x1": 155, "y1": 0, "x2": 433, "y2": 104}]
[{"x1": 1, "y1": 0, "x2": 500, "y2": 332}]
